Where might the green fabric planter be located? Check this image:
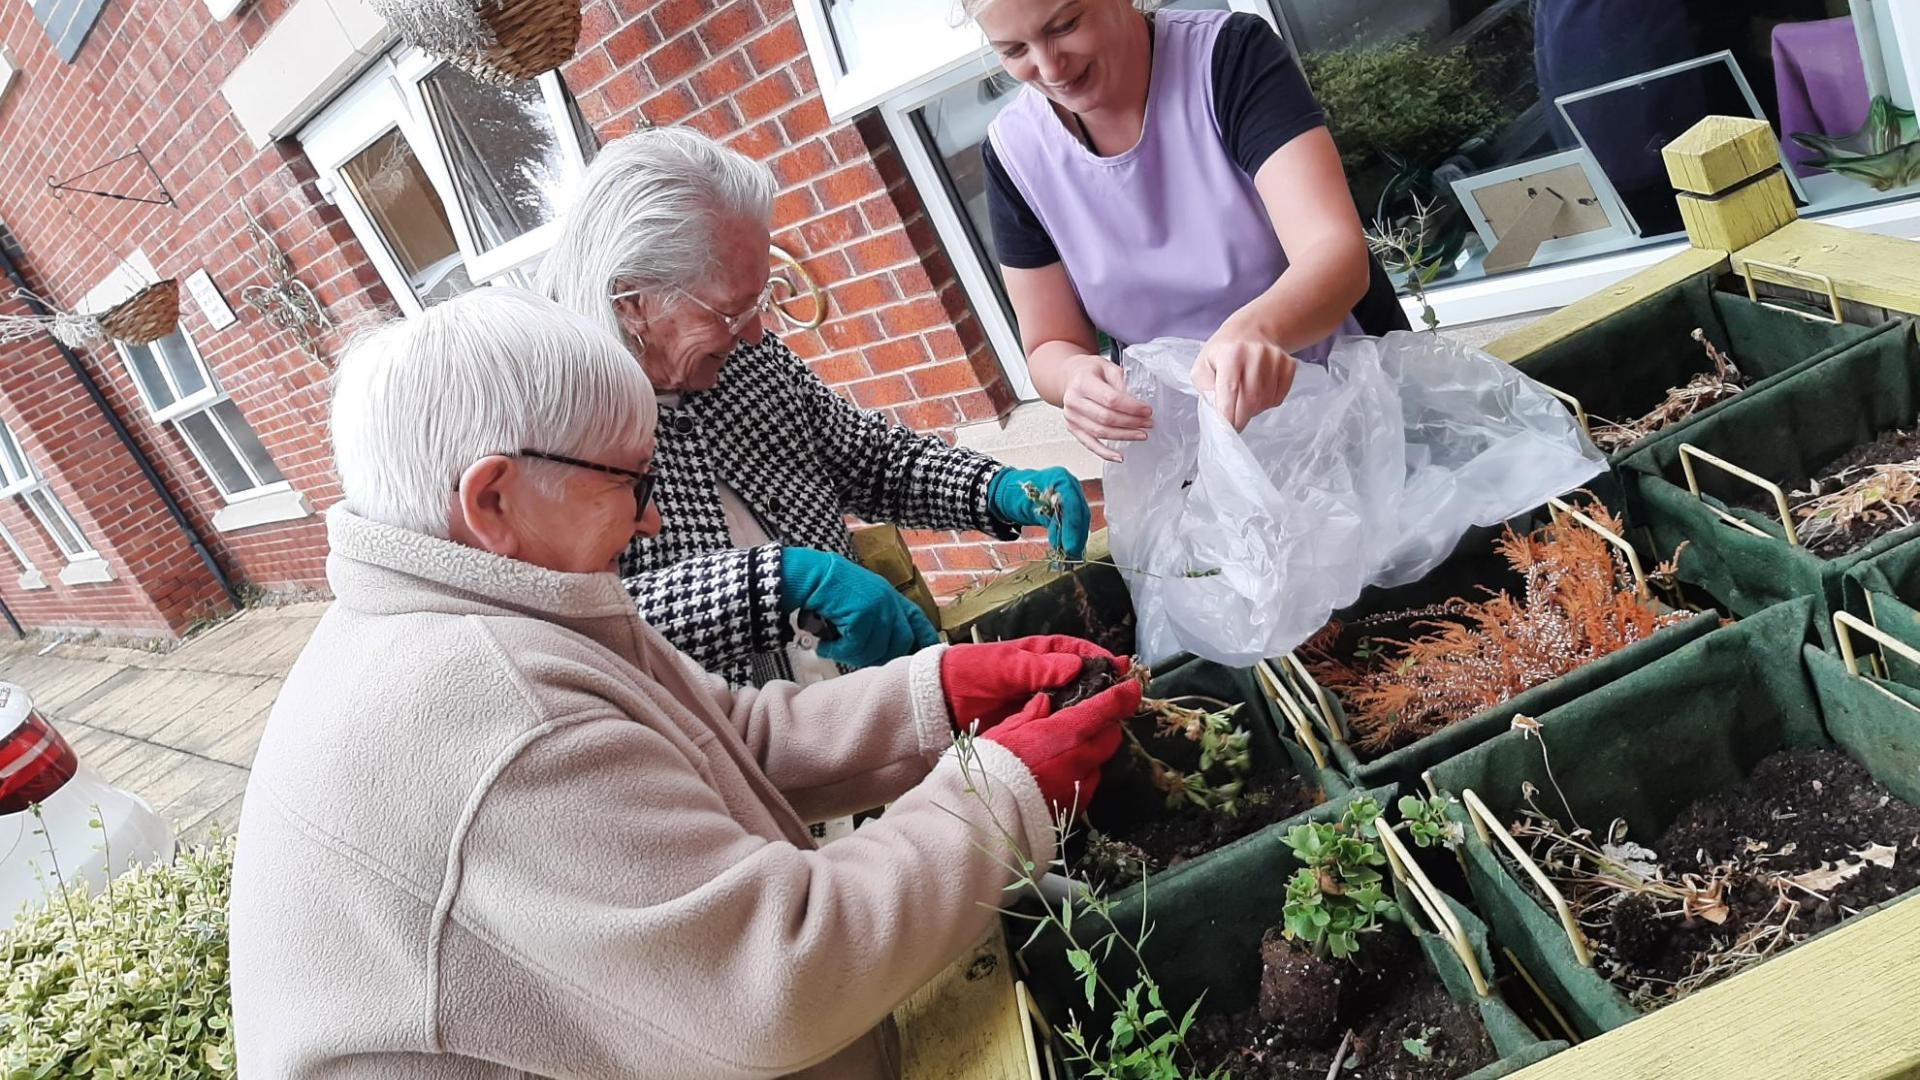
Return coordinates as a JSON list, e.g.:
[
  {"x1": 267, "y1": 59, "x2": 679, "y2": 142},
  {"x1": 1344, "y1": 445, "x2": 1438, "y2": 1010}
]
[
  {"x1": 1276, "y1": 518, "x2": 1722, "y2": 792},
  {"x1": 1514, "y1": 274, "x2": 1883, "y2": 468},
  {"x1": 1015, "y1": 787, "x2": 1566, "y2": 1079},
  {"x1": 960, "y1": 559, "x2": 1354, "y2": 871},
  {"x1": 1842, "y1": 537, "x2": 1920, "y2": 686},
  {"x1": 1618, "y1": 321, "x2": 1920, "y2": 624},
  {"x1": 1424, "y1": 598, "x2": 1920, "y2": 1038},
  {"x1": 1075, "y1": 654, "x2": 1351, "y2": 914}
]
